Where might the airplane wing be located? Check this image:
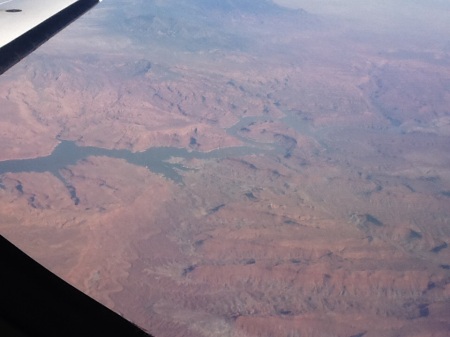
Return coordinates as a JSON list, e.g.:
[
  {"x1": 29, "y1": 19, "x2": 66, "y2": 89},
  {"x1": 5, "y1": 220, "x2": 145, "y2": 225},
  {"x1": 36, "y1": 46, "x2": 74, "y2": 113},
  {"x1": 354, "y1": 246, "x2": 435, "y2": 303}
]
[
  {"x1": 0, "y1": 235, "x2": 152, "y2": 336},
  {"x1": 0, "y1": 0, "x2": 100, "y2": 75}
]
